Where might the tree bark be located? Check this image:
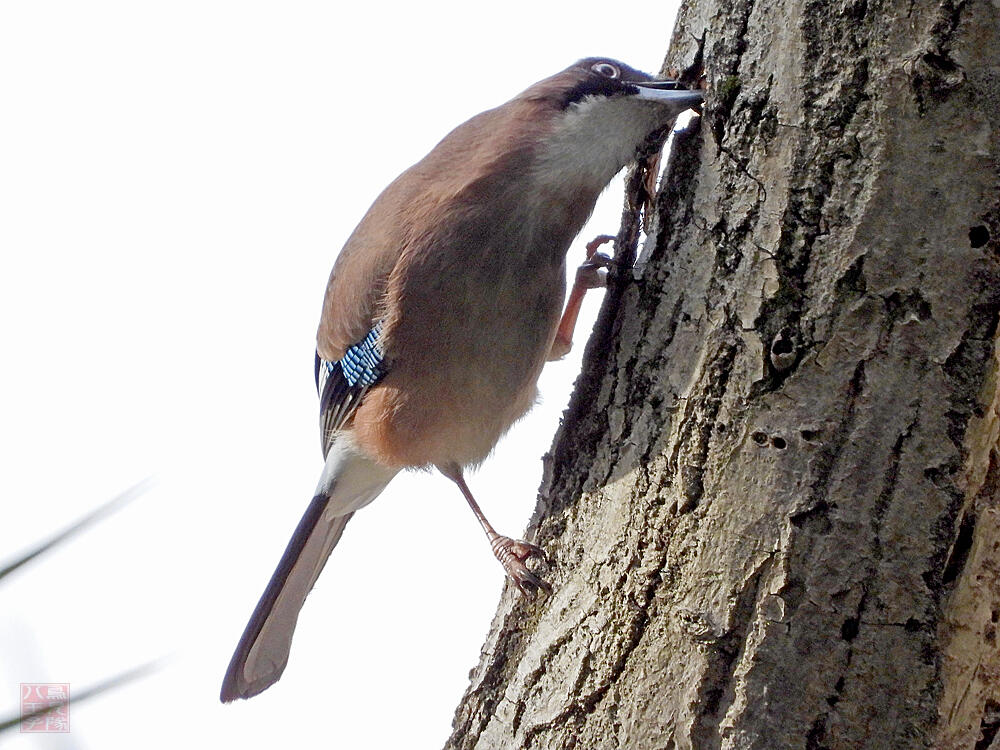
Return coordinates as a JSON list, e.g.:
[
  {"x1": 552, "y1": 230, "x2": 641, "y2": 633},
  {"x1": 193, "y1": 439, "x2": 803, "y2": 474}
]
[{"x1": 446, "y1": 0, "x2": 1000, "y2": 747}]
